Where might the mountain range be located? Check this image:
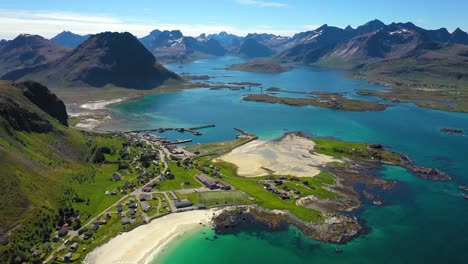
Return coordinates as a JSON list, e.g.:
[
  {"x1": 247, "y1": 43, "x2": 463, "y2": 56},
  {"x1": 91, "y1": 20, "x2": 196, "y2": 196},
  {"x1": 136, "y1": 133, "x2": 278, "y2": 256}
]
[
  {"x1": 2, "y1": 32, "x2": 180, "y2": 89},
  {"x1": 0, "y1": 19, "x2": 467, "y2": 90}
]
